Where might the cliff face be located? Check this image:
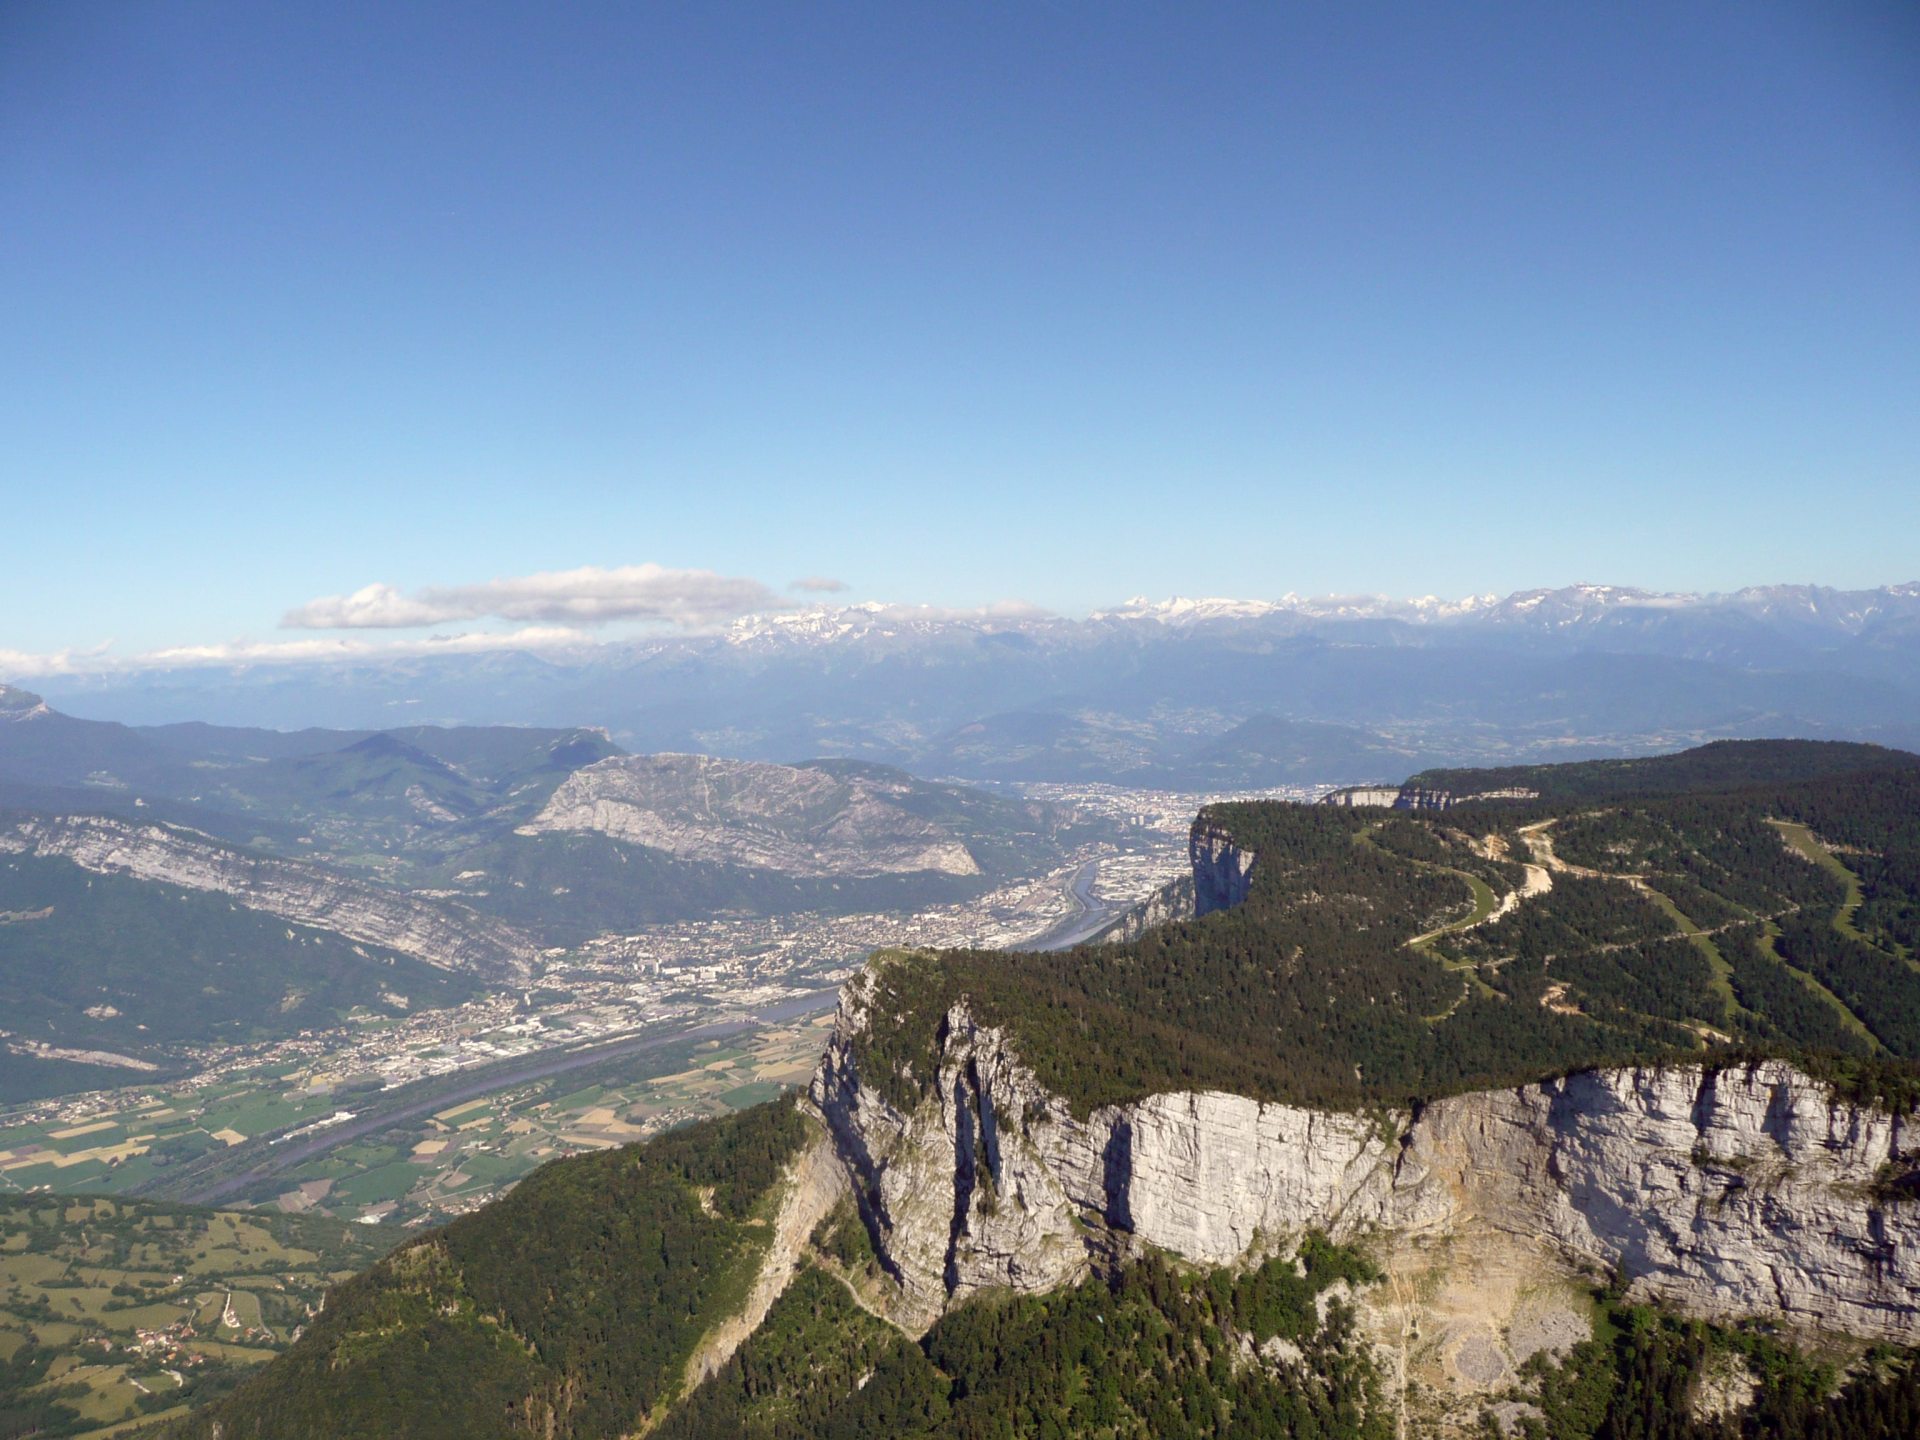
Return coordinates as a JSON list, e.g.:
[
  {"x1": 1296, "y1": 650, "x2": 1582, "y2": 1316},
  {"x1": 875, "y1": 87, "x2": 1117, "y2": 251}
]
[
  {"x1": 518, "y1": 754, "x2": 981, "y2": 877},
  {"x1": 1189, "y1": 821, "x2": 1255, "y2": 916},
  {"x1": 0, "y1": 814, "x2": 536, "y2": 979},
  {"x1": 809, "y1": 975, "x2": 1920, "y2": 1364},
  {"x1": 1093, "y1": 873, "x2": 1195, "y2": 944}
]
